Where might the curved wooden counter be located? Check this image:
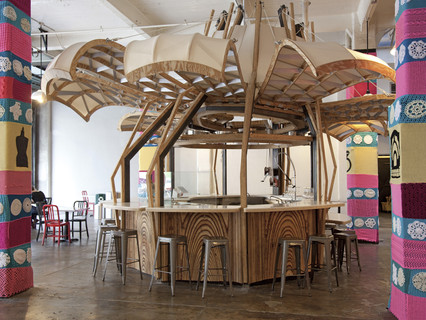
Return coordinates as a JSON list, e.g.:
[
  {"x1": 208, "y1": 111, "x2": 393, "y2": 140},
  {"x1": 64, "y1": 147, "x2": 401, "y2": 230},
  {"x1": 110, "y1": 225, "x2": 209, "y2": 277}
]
[
  {"x1": 101, "y1": 200, "x2": 344, "y2": 284},
  {"x1": 147, "y1": 200, "x2": 344, "y2": 285}
]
